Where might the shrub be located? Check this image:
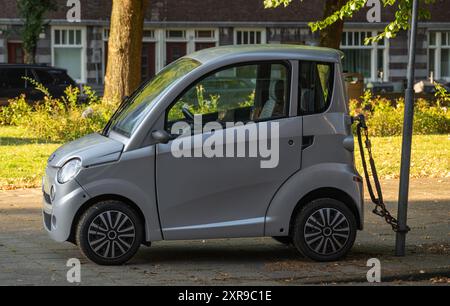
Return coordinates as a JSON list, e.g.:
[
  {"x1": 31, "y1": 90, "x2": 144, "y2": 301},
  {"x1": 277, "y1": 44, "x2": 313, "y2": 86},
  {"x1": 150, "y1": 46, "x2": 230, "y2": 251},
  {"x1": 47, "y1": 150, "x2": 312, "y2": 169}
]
[
  {"x1": 0, "y1": 94, "x2": 32, "y2": 126},
  {"x1": 350, "y1": 90, "x2": 450, "y2": 137},
  {"x1": 0, "y1": 81, "x2": 114, "y2": 142},
  {"x1": 2, "y1": 81, "x2": 449, "y2": 141},
  {"x1": 434, "y1": 82, "x2": 450, "y2": 107},
  {"x1": 366, "y1": 99, "x2": 404, "y2": 136}
]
